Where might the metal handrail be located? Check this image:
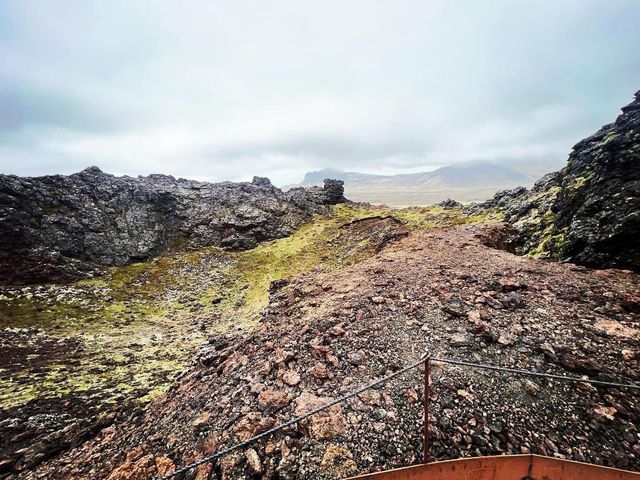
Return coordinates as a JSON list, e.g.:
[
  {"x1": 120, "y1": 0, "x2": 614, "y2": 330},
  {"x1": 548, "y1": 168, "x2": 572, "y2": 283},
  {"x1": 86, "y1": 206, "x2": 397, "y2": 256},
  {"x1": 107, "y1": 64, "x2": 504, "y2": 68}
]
[{"x1": 153, "y1": 353, "x2": 639, "y2": 479}]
